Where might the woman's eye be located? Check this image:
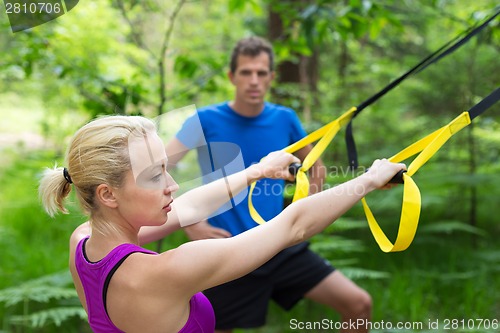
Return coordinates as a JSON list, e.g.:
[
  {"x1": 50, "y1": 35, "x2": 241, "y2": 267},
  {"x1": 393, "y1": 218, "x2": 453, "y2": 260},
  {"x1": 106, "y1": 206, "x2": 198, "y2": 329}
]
[{"x1": 151, "y1": 174, "x2": 162, "y2": 182}]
